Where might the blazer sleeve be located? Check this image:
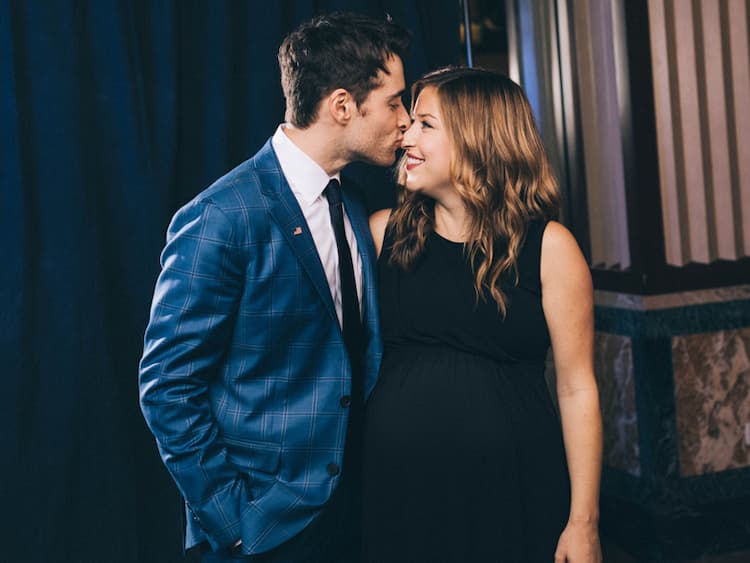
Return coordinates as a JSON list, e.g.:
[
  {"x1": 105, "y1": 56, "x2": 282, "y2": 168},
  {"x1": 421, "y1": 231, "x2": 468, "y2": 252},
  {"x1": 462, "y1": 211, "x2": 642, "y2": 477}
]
[{"x1": 139, "y1": 199, "x2": 246, "y2": 550}]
